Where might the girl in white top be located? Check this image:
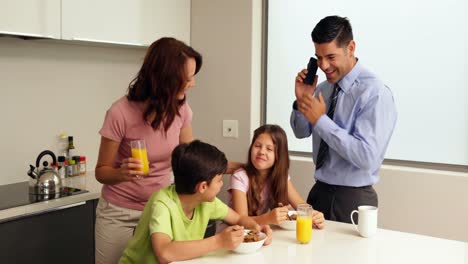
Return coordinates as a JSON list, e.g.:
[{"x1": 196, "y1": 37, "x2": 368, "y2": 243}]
[{"x1": 229, "y1": 124, "x2": 325, "y2": 228}]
